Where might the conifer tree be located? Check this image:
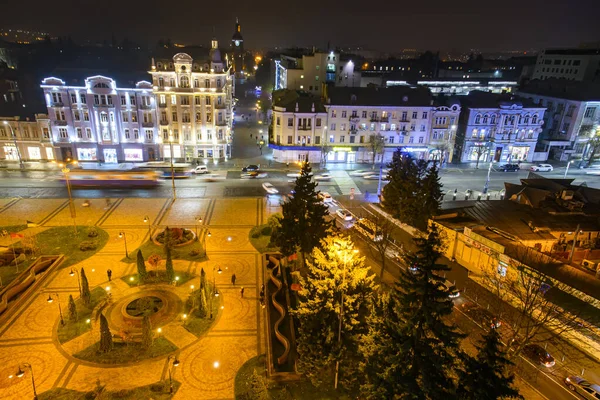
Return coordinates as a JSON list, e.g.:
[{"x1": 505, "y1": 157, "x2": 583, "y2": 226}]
[
  {"x1": 457, "y1": 328, "x2": 522, "y2": 400},
  {"x1": 197, "y1": 287, "x2": 208, "y2": 318},
  {"x1": 273, "y1": 162, "x2": 332, "y2": 260},
  {"x1": 165, "y1": 247, "x2": 174, "y2": 282},
  {"x1": 136, "y1": 249, "x2": 147, "y2": 282},
  {"x1": 360, "y1": 225, "x2": 463, "y2": 399},
  {"x1": 80, "y1": 267, "x2": 91, "y2": 306},
  {"x1": 419, "y1": 161, "x2": 443, "y2": 229},
  {"x1": 98, "y1": 314, "x2": 113, "y2": 353},
  {"x1": 294, "y1": 235, "x2": 376, "y2": 390},
  {"x1": 68, "y1": 294, "x2": 78, "y2": 321},
  {"x1": 141, "y1": 314, "x2": 153, "y2": 349}
]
